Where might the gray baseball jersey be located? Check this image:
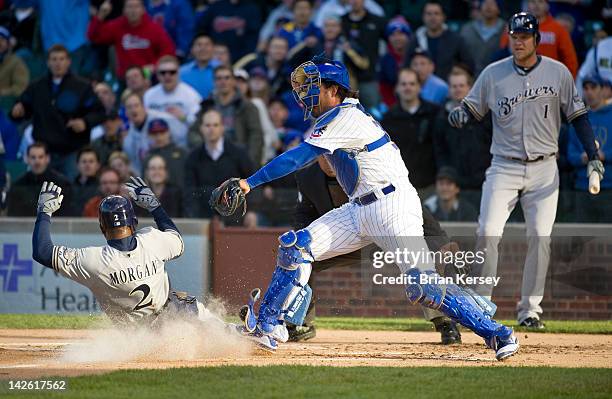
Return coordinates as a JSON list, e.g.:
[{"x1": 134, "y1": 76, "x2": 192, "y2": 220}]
[
  {"x1": 51, "y1": 227, "x2": 184, "y2": 322},
  {"x1": 463, "y1": 56, "x2": 587, "y2": 160}
]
